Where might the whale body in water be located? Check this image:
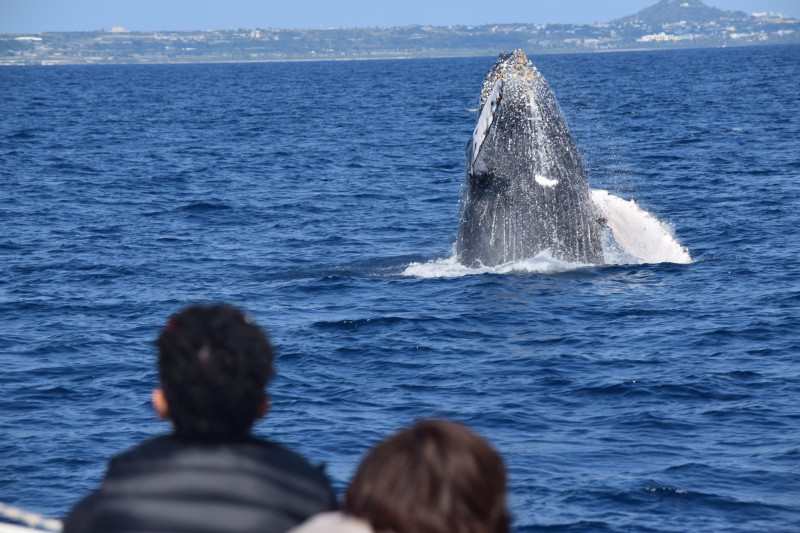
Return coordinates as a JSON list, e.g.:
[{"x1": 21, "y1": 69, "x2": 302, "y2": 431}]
[{"x1": 456, "y1": 50, "x2": 691, "y2": 267}]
